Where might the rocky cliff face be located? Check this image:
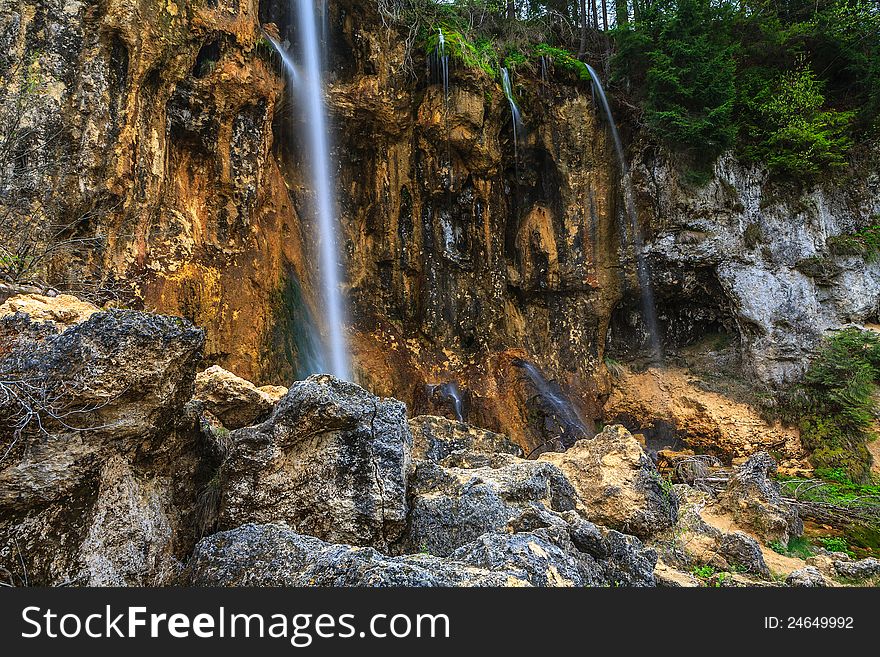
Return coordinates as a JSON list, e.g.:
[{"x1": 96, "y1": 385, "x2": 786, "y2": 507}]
[
  {"x1": 3, "y1": 302, "x2": 877, "y2": 587},
  {"x1": 2, "y1": 0, "x2": 878, "y2": 452}
]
